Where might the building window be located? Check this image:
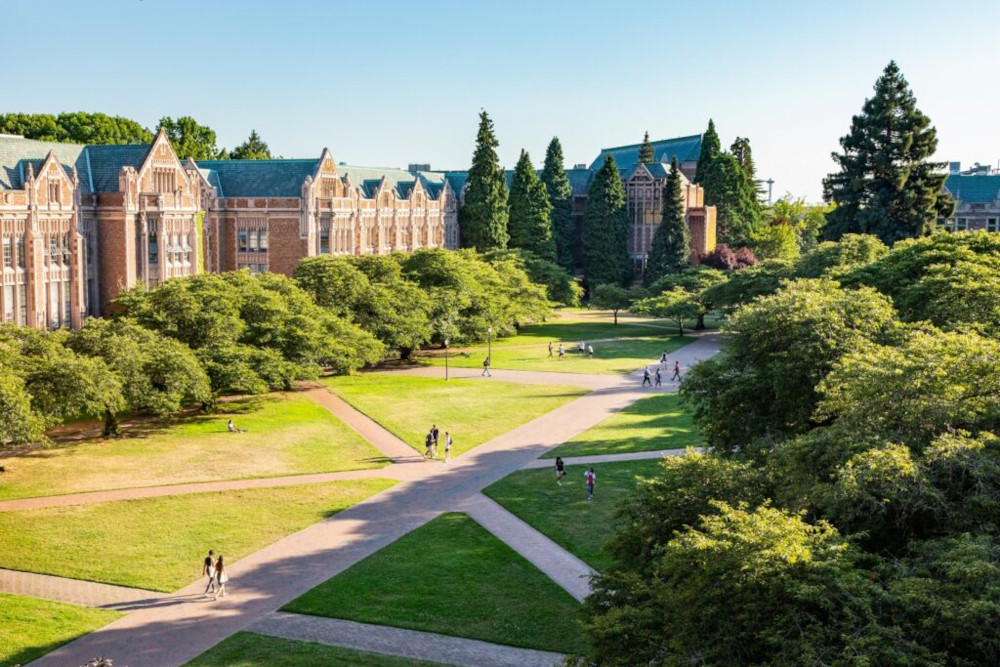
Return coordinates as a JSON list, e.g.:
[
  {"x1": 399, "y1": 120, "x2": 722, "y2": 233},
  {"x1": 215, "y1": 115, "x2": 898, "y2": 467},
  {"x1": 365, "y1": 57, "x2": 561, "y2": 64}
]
[
  {"x1": 320, "y1": 229, "x2": 330, "y2": 254},
  {"x1": 988, "y1": 218, "x2": 999, "y2": 233},
  {"x1": 49, "y1": 282, "x2": 59, "y2": 328},
  {"x1": 62, "y1": 233, "x2": 70, "y2": 260},
  {"x1": 2, "y1": 238, "x2": 11, "y2": 268},
  {"x1": 259, "y1": 230, "x2": 268, "y2": 252},
  {"x1": 170, "y1": 234, "x2": 179, "y2": 263},
  {"x1": 48, "y1": 181, "x2": 60, "y2": 204},
  {"x1": 153, "y1": 169, "x2": 177, "y2": 194},
  {"x1": 248, "y1": 229, "x2": 258, "y2": 253},
  {"x1": 18, "y1": 284, "x2": 27, "y2": 325},
  {"x1": 16, "y1": 237, "x2": 25, "y2": 268},
  {"x1": 3, "y1": 285, "x2": 12, "y2": 322},
  {"x1": 64, "y1": 282, "x2": 71, "y2": 324},
  {"x1": 238, "y1": 230, "x2": 248, "y2": 253},
  {"x1": 182, "y1": 234, "x2": 191, "y2": 263},
  {"x1": 148, "y1": 232, "x2": 159, "y2": 264},
  {"x1": 956, "y1": 218, "x2": 969, "y2": 231}
]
